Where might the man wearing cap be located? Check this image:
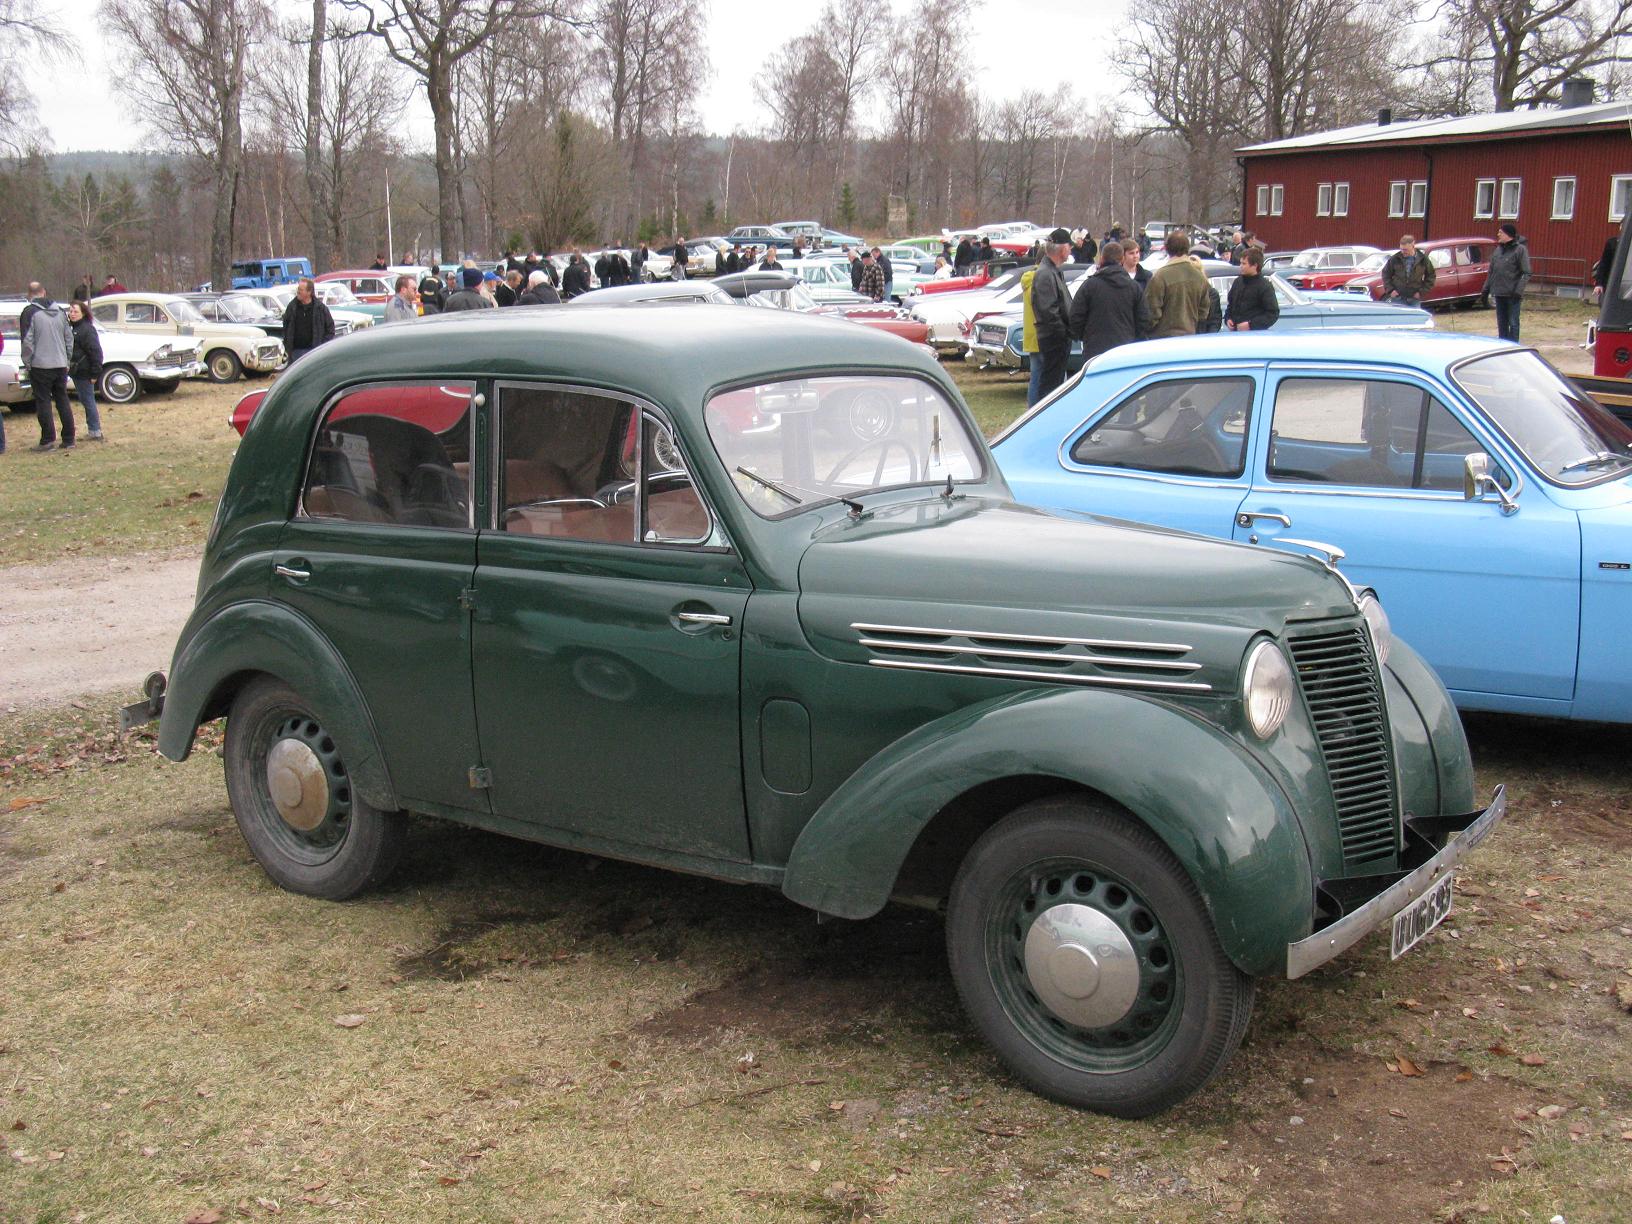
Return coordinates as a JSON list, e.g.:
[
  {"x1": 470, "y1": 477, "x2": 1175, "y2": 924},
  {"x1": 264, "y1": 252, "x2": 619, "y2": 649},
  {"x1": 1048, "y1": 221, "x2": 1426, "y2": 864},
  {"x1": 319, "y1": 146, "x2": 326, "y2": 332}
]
[
  {"x1": 443, "y1": 266, "x2": 494, "y2": 312},
  {"x1": 1030, "y1": 228, "x2": 1075, "y2": 401}
]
